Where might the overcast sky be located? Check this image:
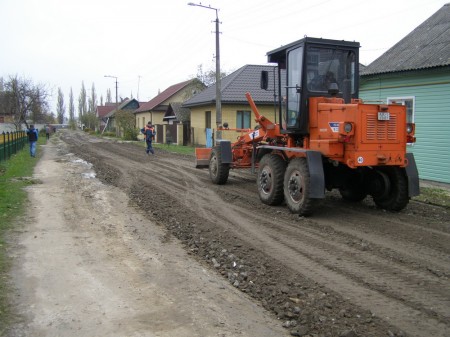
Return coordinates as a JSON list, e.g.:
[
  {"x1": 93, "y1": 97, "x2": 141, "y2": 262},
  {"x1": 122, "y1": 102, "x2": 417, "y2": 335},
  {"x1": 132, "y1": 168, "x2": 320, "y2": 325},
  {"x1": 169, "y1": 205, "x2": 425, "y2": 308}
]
[{"x1": 0, "y1": 0, "x2": 446, "y2": 113}]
